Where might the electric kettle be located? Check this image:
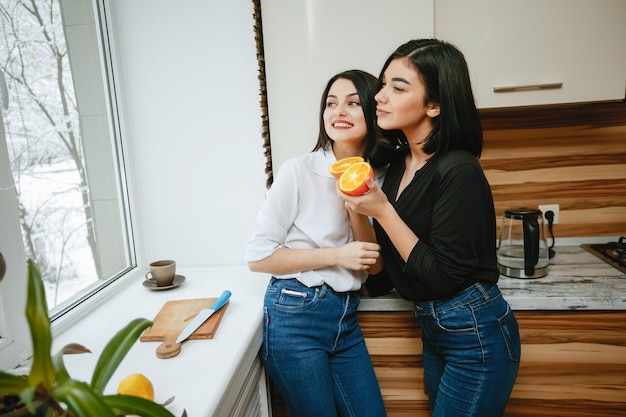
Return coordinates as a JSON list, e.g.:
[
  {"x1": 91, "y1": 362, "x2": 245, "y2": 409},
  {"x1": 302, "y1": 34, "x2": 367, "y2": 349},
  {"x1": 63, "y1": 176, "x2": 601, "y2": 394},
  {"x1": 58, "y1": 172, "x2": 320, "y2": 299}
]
[{"x1": 497, "y1": 208, "x2": 549, "y2": 278}]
